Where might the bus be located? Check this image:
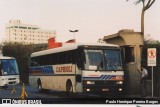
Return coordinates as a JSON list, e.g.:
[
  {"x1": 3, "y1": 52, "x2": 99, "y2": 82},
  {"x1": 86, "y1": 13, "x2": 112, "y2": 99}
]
[
  {"x1": 29, "y1": 43, "x2": 124, "y2": 96},
  {"x1": 0, "y1": 56, "x2": 19, "y2": 88}
]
